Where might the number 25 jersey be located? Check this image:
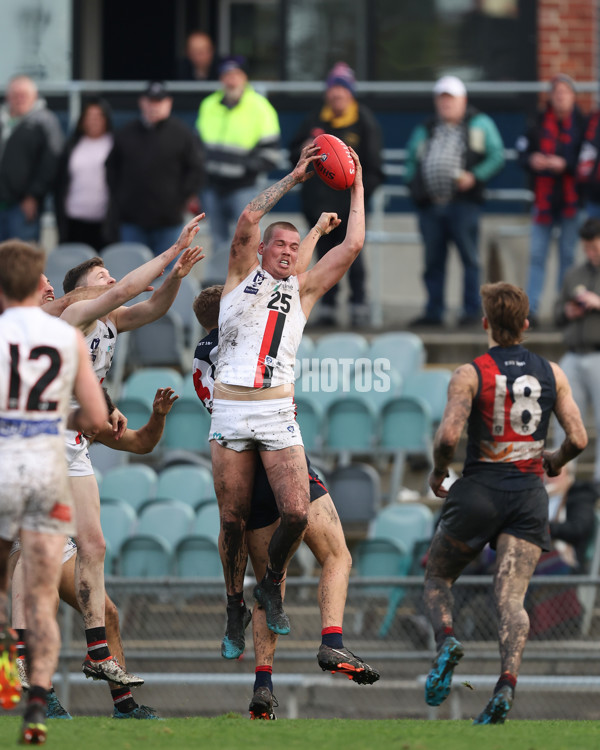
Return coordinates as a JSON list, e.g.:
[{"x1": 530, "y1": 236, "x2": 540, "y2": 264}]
[
  {"x1": 464, "y1": 344, "x2": 556, "y2": 488},
  {"x1": 216, "y1": 268, "x2": 306, "y2": 389}
]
